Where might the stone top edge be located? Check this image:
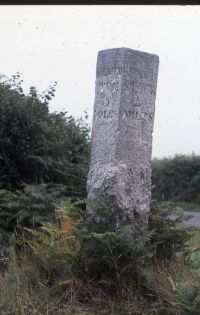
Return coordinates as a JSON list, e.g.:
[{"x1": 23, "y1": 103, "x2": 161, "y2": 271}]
[{"x1": 98, "y1": 47, "x2": 159, "y2": 61}]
